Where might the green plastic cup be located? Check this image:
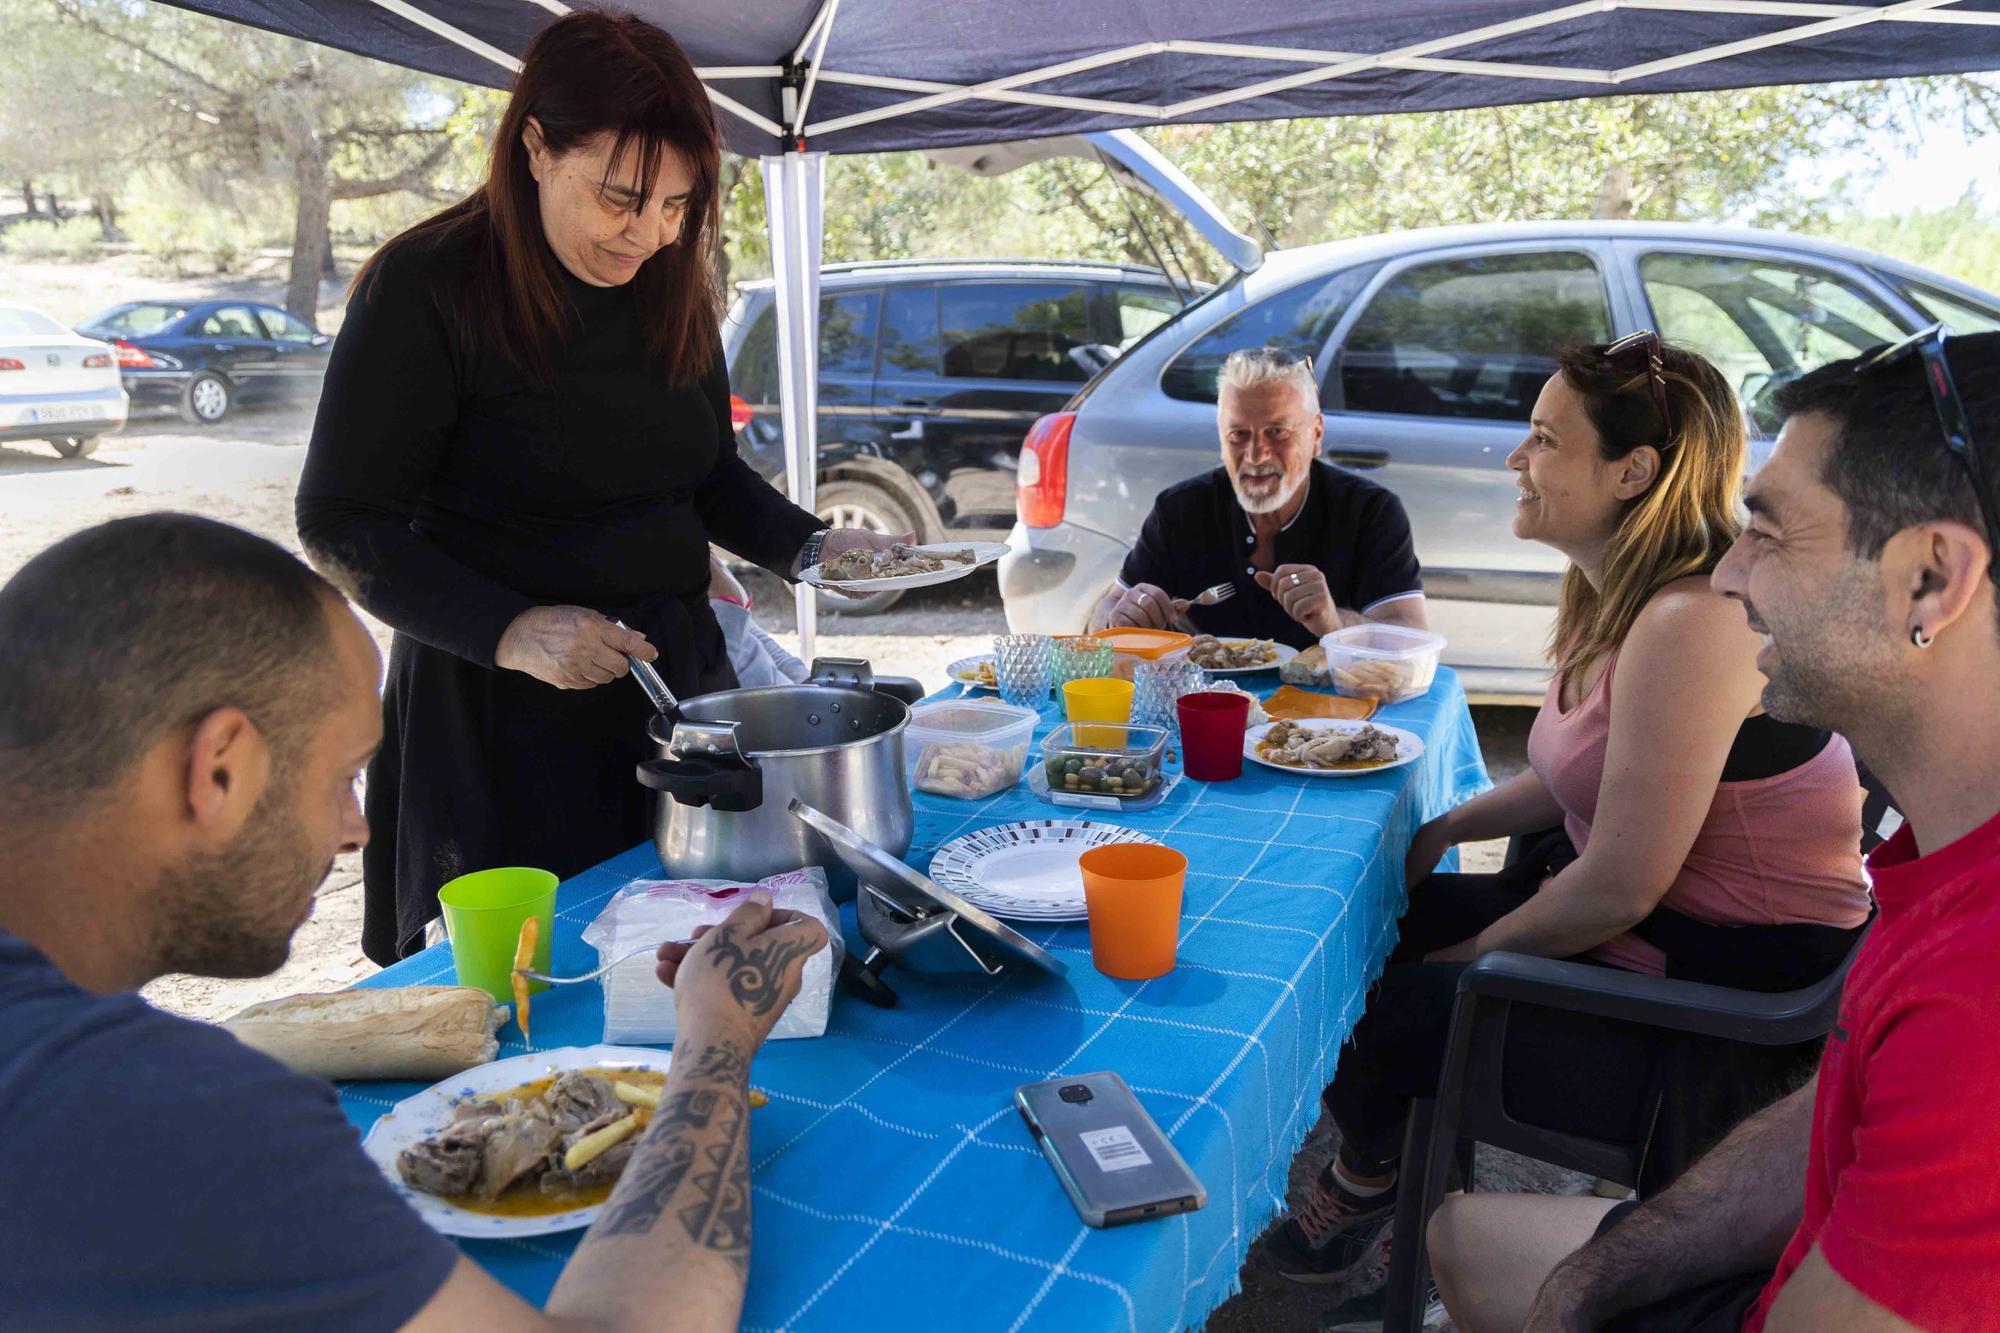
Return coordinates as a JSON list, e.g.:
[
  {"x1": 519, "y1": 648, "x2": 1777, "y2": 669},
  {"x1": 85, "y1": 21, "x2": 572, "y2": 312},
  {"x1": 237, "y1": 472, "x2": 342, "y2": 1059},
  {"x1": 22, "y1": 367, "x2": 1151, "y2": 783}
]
[{"x1": 437, "y1": 867, "x2": 557, "y2": 1003}]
